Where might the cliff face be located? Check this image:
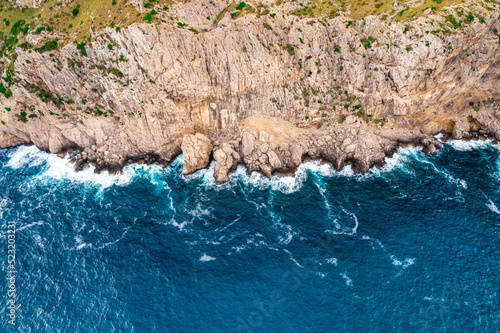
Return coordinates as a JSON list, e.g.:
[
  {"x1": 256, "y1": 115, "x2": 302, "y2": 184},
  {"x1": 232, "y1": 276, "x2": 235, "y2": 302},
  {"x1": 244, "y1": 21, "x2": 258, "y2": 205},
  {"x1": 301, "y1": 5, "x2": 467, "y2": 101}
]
[{"x1": 1, "y1": 0, "x2": 499, "y2": 180}]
